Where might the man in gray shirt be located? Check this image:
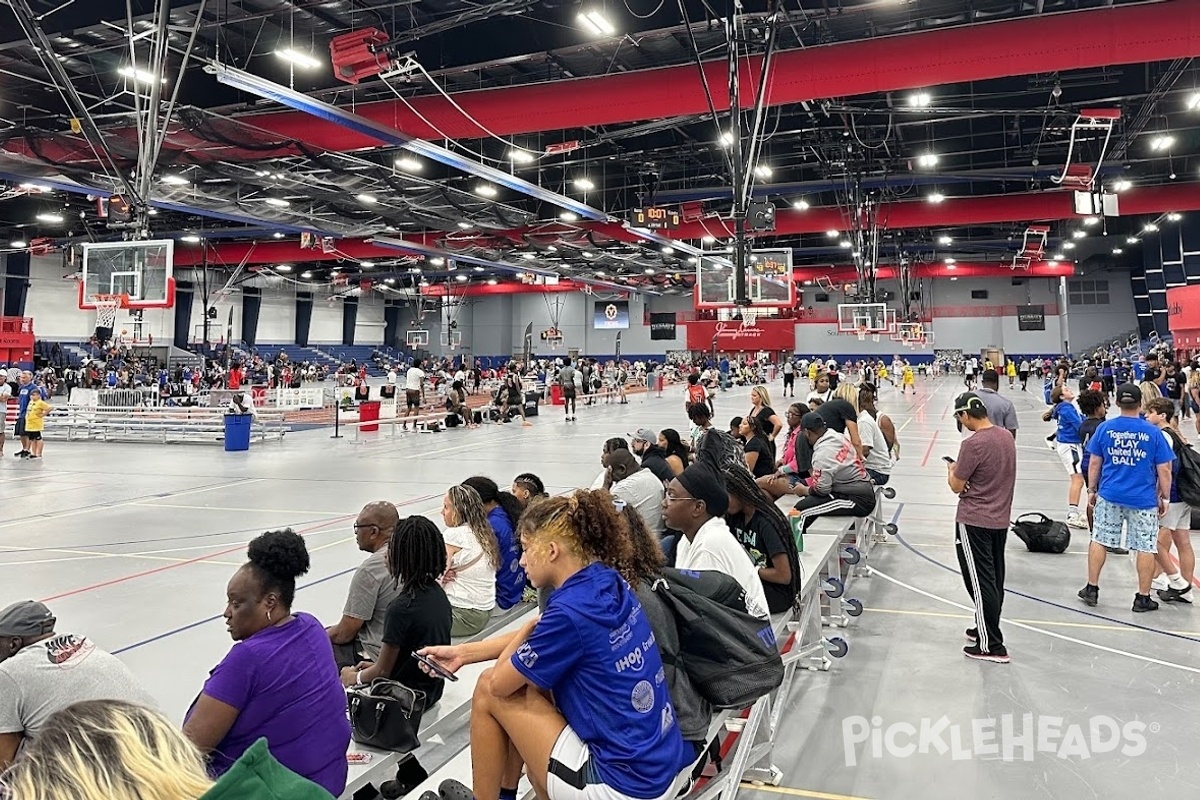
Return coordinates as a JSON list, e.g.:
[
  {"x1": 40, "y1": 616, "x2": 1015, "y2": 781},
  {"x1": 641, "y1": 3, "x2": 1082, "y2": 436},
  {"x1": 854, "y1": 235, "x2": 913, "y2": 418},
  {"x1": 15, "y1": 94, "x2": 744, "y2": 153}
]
[
  {"x1": 0, "y1": 600, "x2": 154, "y2": 770},
  {"x1": 326, "y1": 500, "x2": 402, "y2": 668},
  {"x1": 972, "y1": 369, "x2": 1018, "y2": 438},
  {"x1": 604, "y1": 449, "x2": 666, "y2": 536}
]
